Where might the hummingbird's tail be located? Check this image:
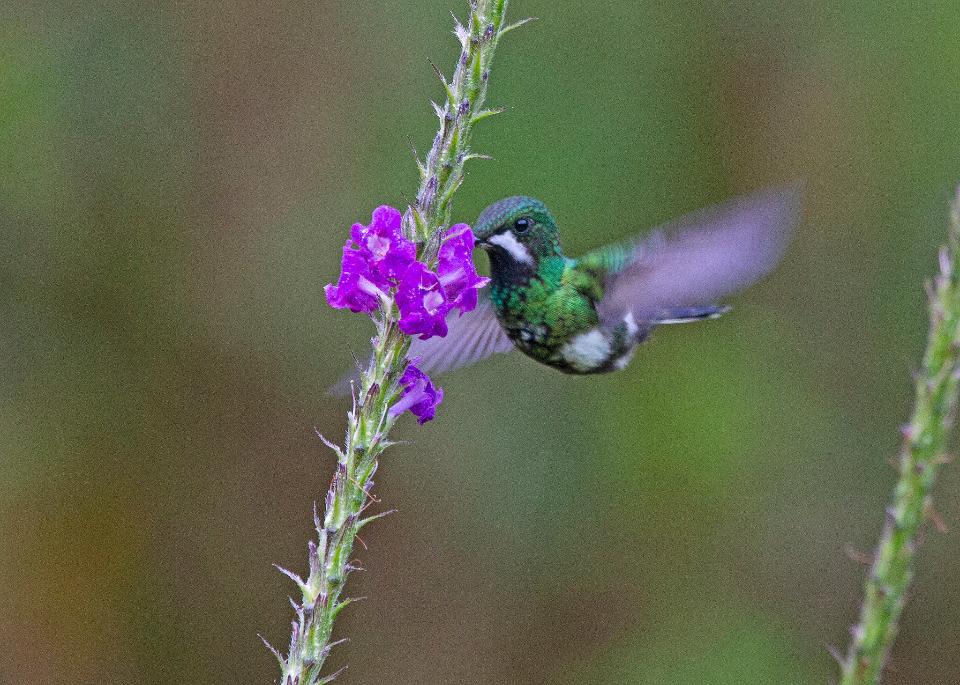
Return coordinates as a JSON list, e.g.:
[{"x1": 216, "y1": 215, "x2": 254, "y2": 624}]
[{"x1": 653, "y1": 304, "x2": 731, "y2": 325}]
